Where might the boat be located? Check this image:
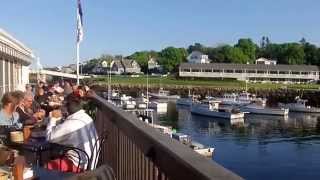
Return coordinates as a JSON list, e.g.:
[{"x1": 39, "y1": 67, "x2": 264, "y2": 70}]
[
  {"x1": 172, "y1": 133, "x2": 214, "y2": 157},
  {"x1": 111, "y1": 89, "x2": 121, "y2": 100},
  {"x1": 176, "y1": 89, "x2": 198, "y2": 106},
  {"x1": 135, "y1": 95, "x2": 148, "y2": 109},
  {"x1": 213, "y1": 92, "x2": 259, "y2": 106},
  {"x1": 149, "y1": 88, "x2": 180, "y2": 100},
  {"x1": 190, "y1": 141, "x2": 214, "y2": 157},
  {"x1": 190, "y1": 100, "x2": 244, "y2": 119},
  {"x1": 149, "y1": 101, "x2": 168, "y2": 113},
  {"x1": 121, "y1": 96, "x2": 137, "y2": 110},
  {"x1": 278, "y1": 97, "x2": 320, "y2": 113},
  {"x1": 176, "y1": 98, "x2": 194, "y2": 106},
  {"x1": 240, "y1": 99, "x2": 289, "y2": 116}
]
